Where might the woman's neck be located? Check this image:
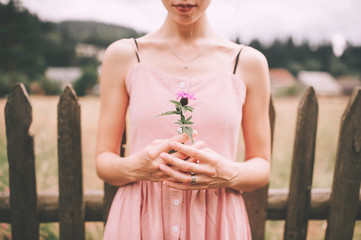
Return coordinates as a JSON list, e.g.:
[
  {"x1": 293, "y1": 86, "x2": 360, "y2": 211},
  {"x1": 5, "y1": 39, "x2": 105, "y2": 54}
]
[{"x1": 159, "y1": 14, "x2": 214, "y2": 42}]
